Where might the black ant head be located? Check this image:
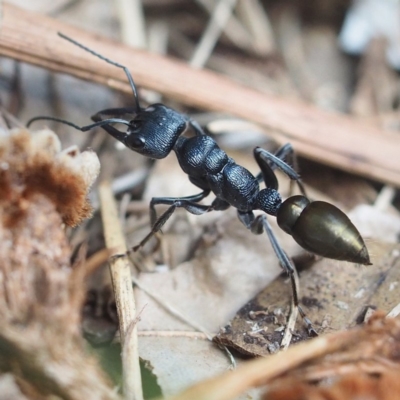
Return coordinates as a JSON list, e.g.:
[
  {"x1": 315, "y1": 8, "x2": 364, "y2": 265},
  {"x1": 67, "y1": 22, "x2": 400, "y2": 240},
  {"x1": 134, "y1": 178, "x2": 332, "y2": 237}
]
[
  {"x1": 124, "y1": 104, "x2": 187, "y2": 159},
  {"x1": 27, "y1": 34, "x2": 189, "y2": 160}
]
